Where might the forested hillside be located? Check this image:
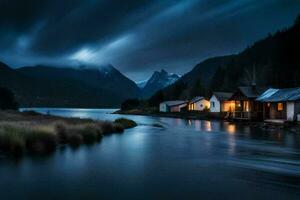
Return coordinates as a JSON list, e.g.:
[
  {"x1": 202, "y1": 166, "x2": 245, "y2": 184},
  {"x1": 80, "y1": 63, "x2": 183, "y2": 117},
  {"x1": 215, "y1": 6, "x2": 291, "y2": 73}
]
[{"x1": 149, "y1": 14, "x2": 300, "y2": 105}]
